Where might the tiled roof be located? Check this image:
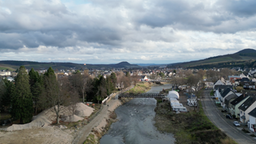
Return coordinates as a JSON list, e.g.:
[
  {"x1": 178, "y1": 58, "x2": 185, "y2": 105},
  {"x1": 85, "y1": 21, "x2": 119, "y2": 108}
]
[
  {"x1": 238, "y1": 97, "x2": 256, "y2": 111},
  {"x1": 221, "y1": 88, "x2": 232, "y2": 98},
  {"x1": 214, "y1": 85, "x2": 232, "y2": 90},
  {"x1": 231, "y1": 94, "x2": 249, "y2": 106},
  {"x1": 248, "y1": 107, "x2": 256, "y2": 118}
]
